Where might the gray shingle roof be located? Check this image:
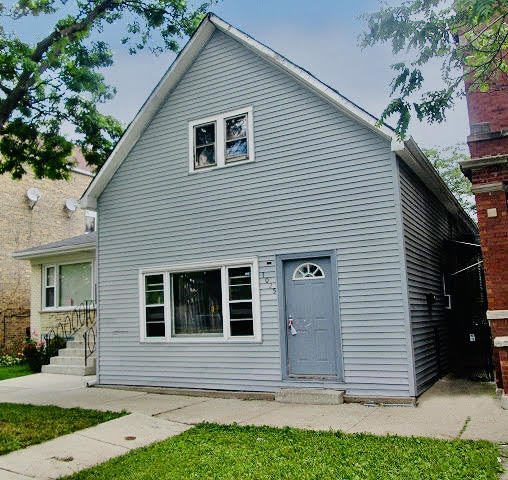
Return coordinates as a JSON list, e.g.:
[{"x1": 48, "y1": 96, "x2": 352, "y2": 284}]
[{"x1": 13, "y1": 232, "x2": 96, "y2": 259}]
